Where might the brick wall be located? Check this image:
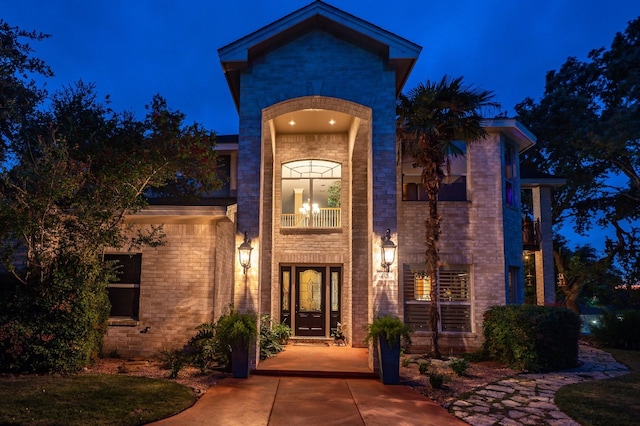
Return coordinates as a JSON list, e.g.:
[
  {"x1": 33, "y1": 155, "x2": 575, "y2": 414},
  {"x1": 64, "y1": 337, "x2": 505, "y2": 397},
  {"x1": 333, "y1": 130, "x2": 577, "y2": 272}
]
[
  {"x1": 103, "y1": 221, "x2": 232, "y2": 358},
  {"x1": 397, "y1": 133, "x2": 510, "y2": 352},
  {"x1": 235, "y1": 29, "x2": 397, "y2": 348}
]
